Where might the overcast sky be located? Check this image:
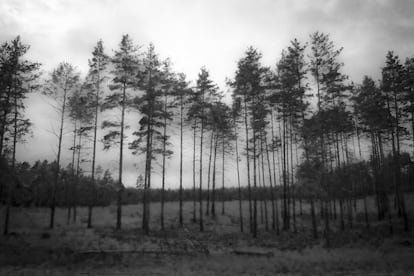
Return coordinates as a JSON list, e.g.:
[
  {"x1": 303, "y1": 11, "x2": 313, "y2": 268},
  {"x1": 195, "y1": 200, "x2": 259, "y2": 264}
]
[{"x1": 1, "y1": 0, "x2": 414, "y2": 187}]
